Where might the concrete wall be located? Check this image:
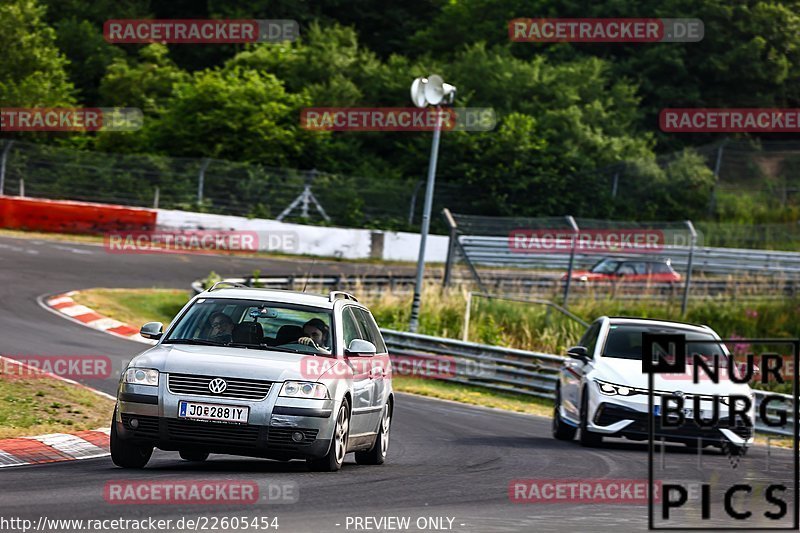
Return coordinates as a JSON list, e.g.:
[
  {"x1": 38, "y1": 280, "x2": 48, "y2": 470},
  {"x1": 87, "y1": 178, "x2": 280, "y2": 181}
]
[{"x1": 156, "y1": 209, "x2": 449, "y2": 263}]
